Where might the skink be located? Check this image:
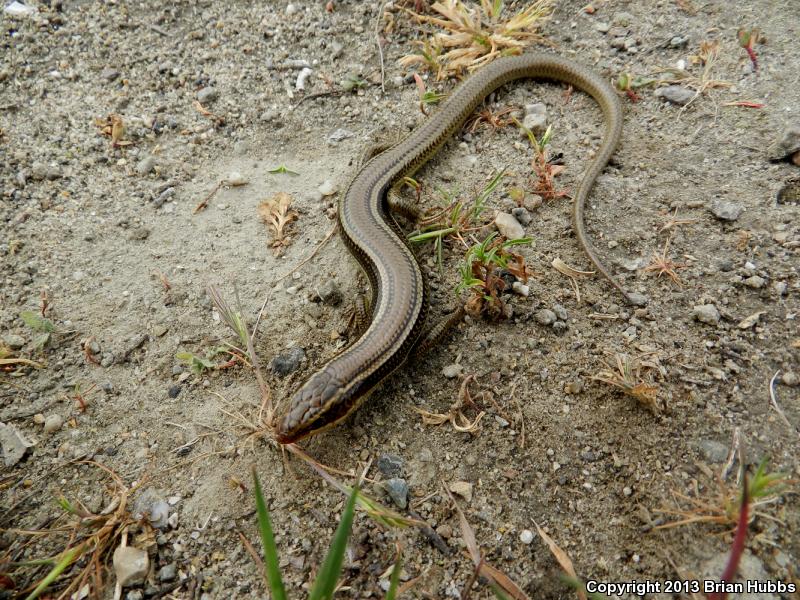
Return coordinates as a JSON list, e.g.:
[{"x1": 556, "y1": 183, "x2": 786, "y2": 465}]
[{"x1": 275, "y1": 53, "x2": 626, "y2": 444}]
